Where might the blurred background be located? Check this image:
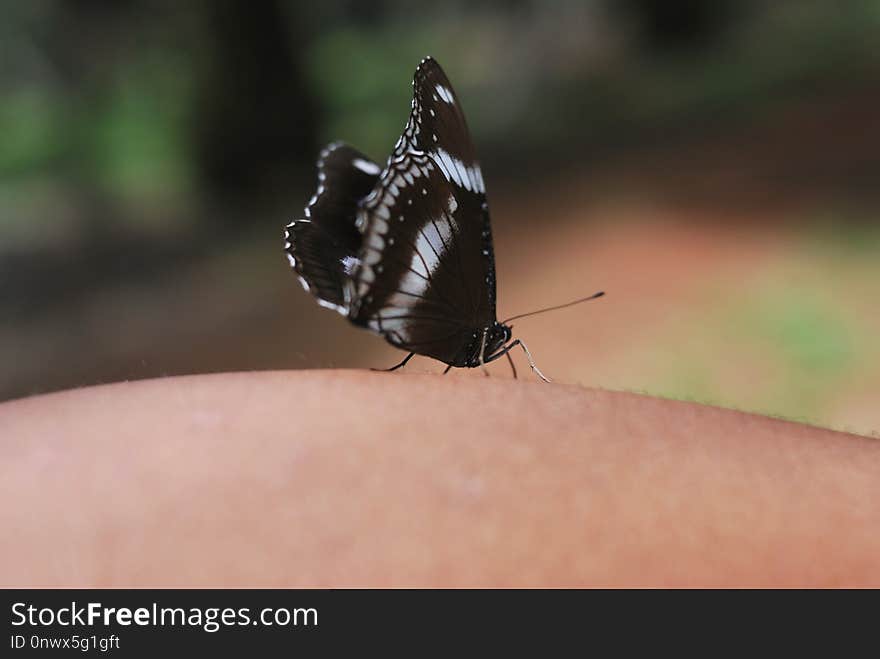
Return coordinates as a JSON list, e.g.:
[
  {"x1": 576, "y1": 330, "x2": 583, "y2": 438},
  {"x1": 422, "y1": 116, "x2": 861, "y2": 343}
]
[{"x1": 2, "y1": 0, "x2": 878, "y2": 434}]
